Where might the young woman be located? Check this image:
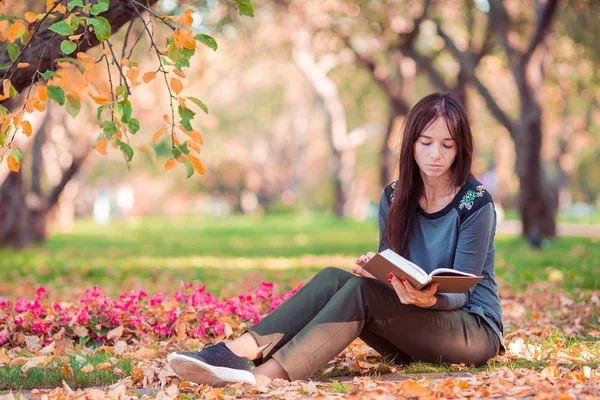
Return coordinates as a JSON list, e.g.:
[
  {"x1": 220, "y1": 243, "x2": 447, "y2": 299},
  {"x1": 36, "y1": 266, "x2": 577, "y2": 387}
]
[{"x1": 168, "y1": 92, "x2": 504, "y2": 386}]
